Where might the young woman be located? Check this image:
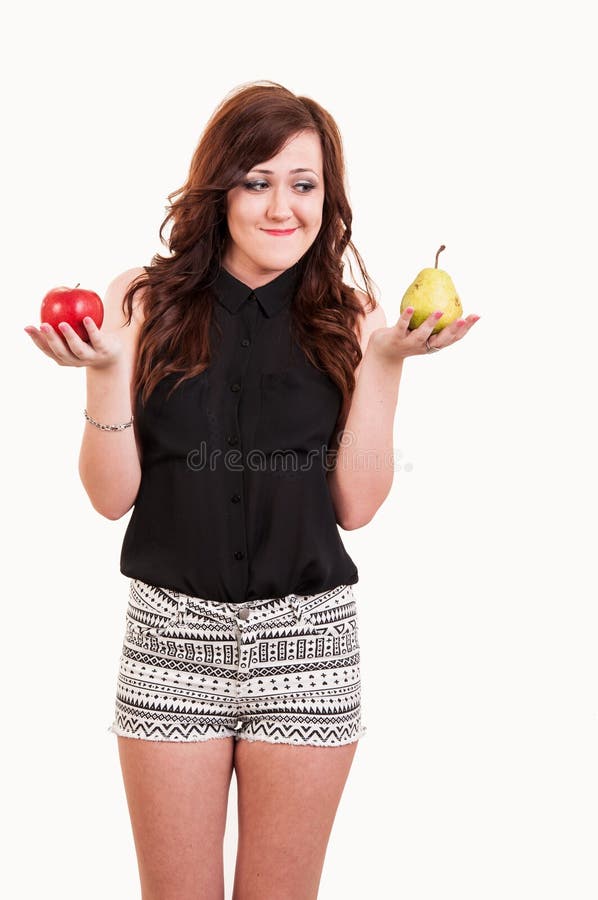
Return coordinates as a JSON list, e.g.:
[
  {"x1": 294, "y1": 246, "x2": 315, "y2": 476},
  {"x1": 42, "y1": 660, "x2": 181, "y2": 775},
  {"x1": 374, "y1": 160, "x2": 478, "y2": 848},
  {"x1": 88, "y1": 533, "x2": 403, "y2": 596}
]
[{"x1": 24, "y1": 80, "x2": 479, "y2": 900}]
